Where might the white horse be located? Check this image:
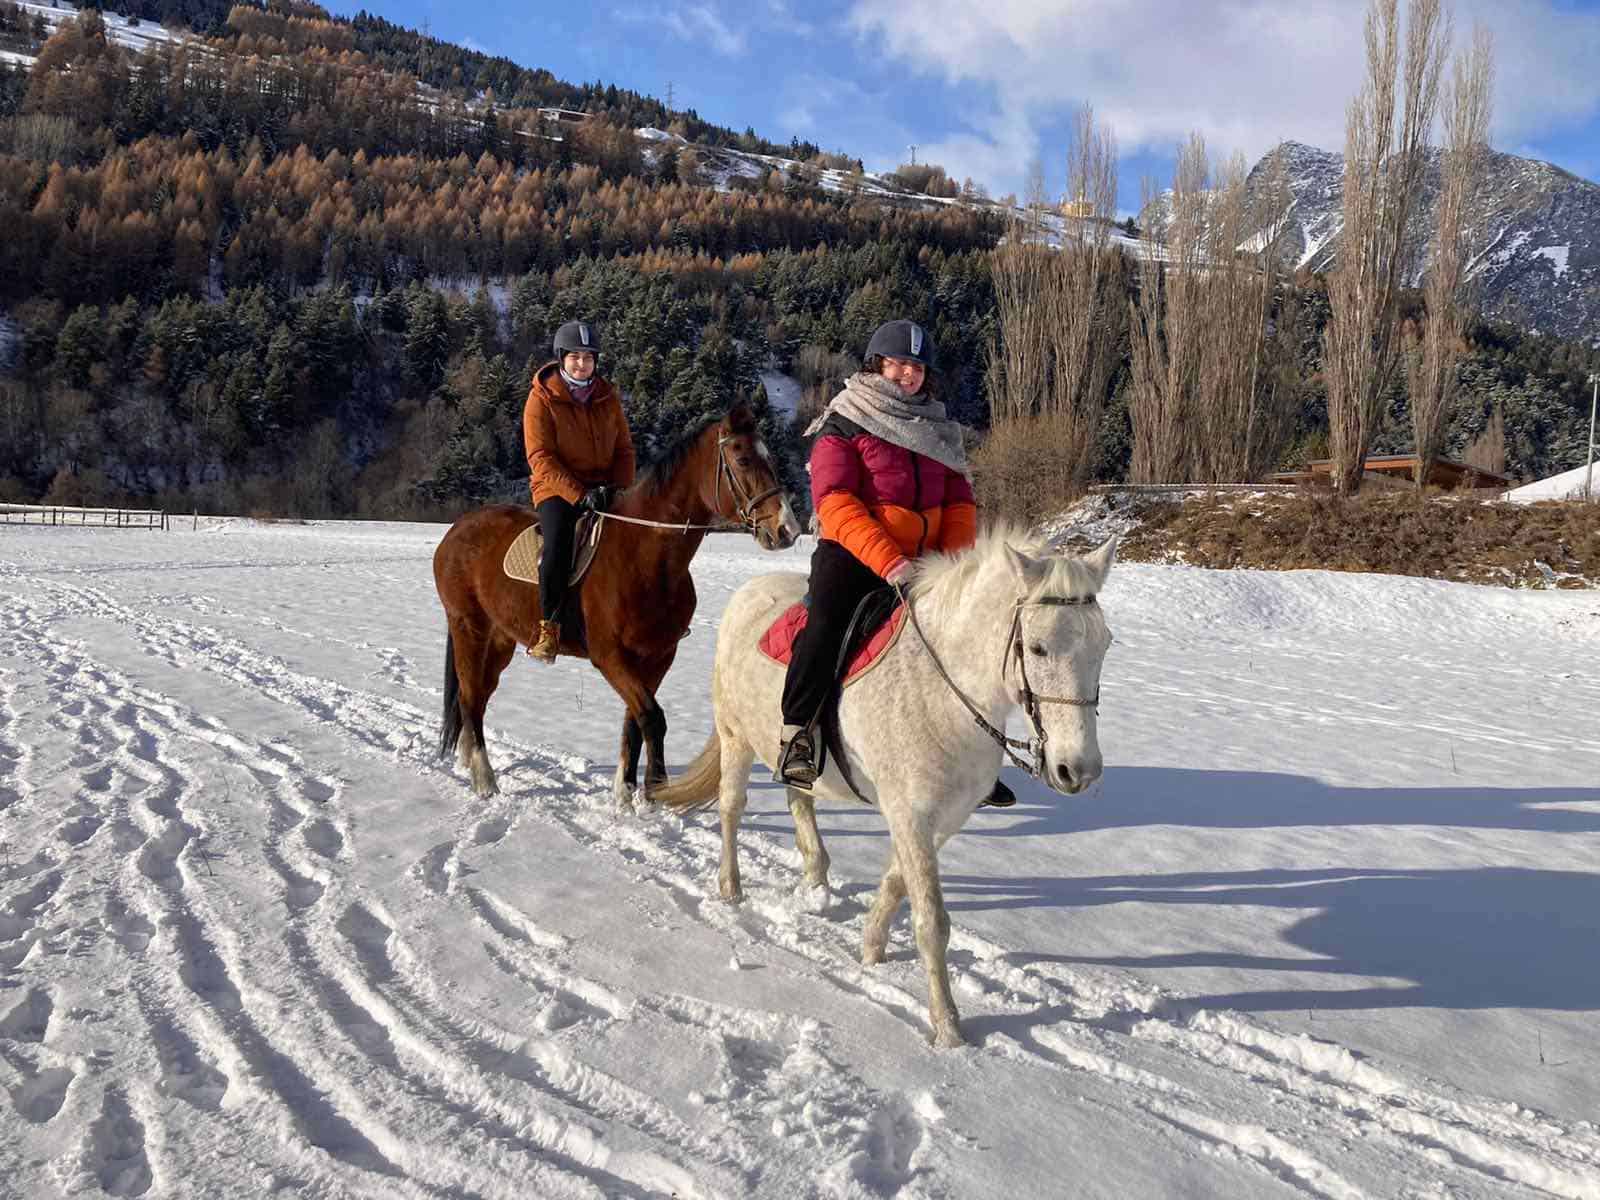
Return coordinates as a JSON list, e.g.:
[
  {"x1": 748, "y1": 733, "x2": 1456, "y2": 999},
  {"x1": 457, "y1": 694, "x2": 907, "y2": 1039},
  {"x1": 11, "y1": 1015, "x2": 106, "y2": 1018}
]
[{"x1": 652, "y1": 526, "x2": 1115, "y2": 1047}]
